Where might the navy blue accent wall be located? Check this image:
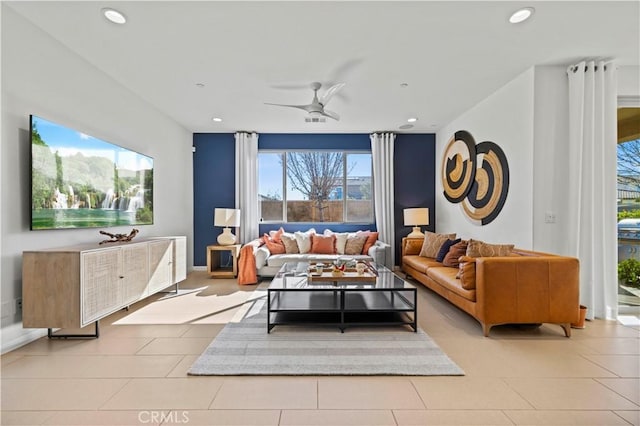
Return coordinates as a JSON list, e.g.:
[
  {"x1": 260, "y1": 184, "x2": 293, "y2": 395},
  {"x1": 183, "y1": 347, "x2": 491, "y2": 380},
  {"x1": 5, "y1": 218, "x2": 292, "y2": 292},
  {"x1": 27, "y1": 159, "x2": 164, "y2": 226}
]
[
  {"x1": 394, "y1": 134, "x2": 436, "y2": 264},
  {"x1": 193, "y1": 133, "x2": 236, "y2": 266},
  {"x1": 192, "y1": 132, "x2": 435, "y2": 266}
]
